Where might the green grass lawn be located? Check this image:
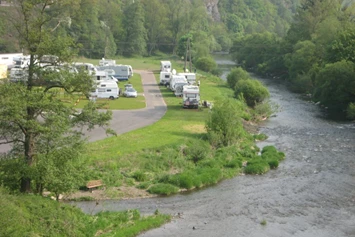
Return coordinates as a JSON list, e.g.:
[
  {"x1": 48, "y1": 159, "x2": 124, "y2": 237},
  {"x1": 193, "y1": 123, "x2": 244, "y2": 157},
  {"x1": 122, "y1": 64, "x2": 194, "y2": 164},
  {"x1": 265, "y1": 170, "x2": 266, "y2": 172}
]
[{"x1": 60, "y1": 73, "x2": 146, "y2": 110}]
